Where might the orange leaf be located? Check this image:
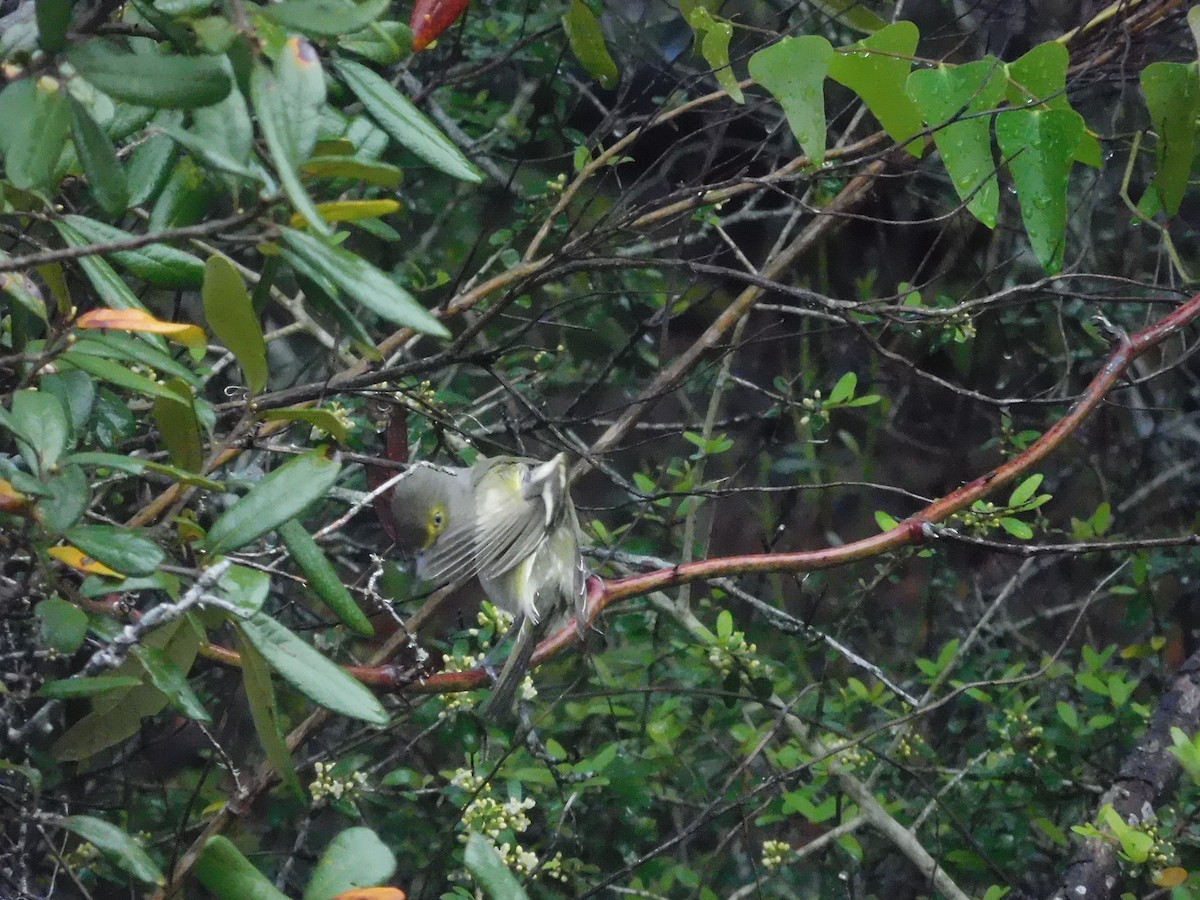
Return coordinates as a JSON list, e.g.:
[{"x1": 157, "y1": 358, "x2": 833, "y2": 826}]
[
  {"x1": 0, "y1": 479, "x2": 32, "y2": 516},
  {"x1": 48, "y1": 545, "x2": 123, "y2": 578},
  {"x1": 1154, "y1": 867, "x2": 1188, "y2": 888},
  {"x1": 77, "y1": 308, "x2": 206, "y2": 349},
  {"x1": 410, "y1": 0, "x2": 470, "y2": 50},
  {"x1": 332, "y1": 890, "x2": 407, "y2": 900}
]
